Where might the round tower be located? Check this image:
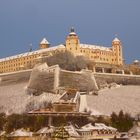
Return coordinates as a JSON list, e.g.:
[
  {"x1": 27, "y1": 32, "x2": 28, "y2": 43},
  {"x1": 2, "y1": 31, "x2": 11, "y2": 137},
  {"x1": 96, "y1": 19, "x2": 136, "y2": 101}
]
[
  {"x1": 39, "y1": 38, "x2": 50, "y2": 49},
  {"x1": 66, "y1": 27, "x2": 80, "y2": 54},
  {"x1": 112, "y1": 37, "x2": 123, "y2": 65}
]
